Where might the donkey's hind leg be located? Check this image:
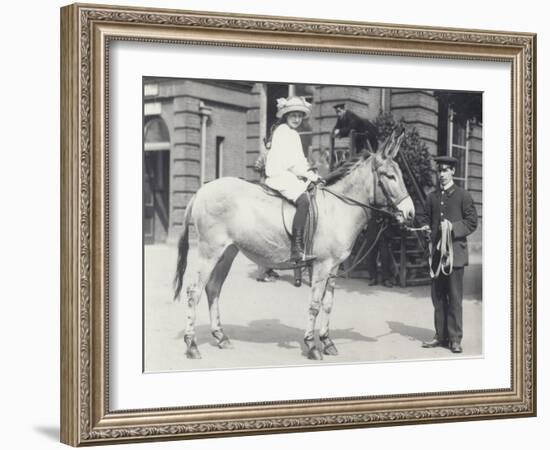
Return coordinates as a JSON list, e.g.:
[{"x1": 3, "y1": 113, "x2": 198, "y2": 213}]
[
  {"x1": 205, "y1": 244, "x2": 239, "y2": 349},
  {"x1": 184, "y1": 244, "x2": 227, "y2": 359}
]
